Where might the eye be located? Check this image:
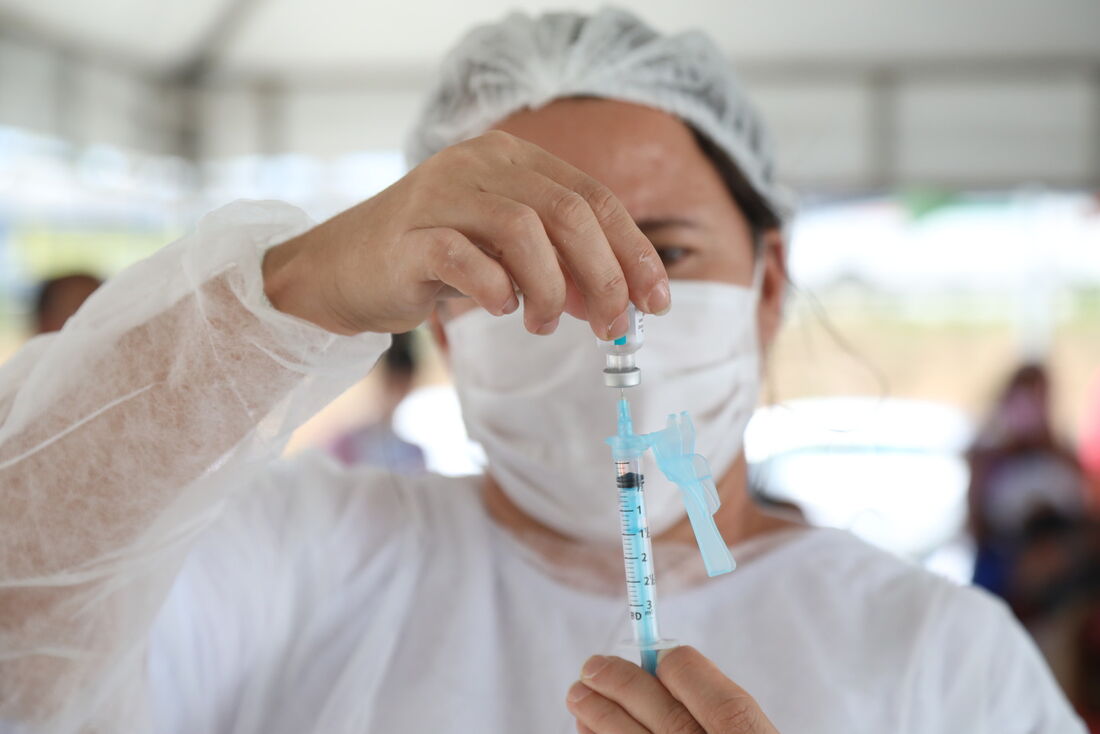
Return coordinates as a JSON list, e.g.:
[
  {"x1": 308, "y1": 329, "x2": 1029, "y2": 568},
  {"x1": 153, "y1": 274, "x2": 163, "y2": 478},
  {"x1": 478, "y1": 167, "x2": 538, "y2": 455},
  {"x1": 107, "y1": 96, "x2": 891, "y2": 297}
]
[{"x1": 654, "y1": 245, "x2": 692, "y2": 267}]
